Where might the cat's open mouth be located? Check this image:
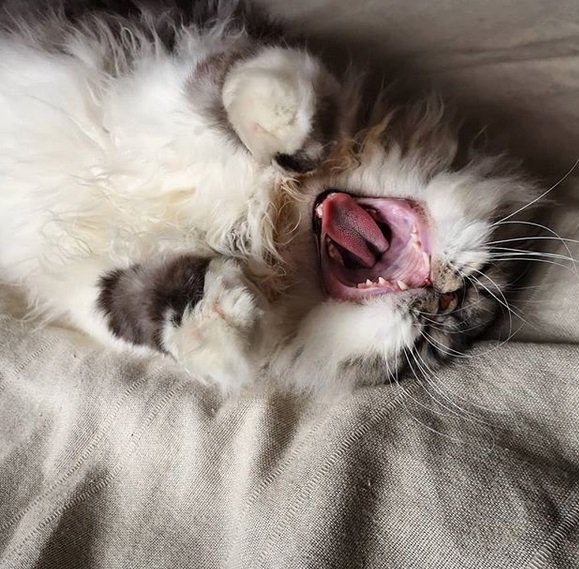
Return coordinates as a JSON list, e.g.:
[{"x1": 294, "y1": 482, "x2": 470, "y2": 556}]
[{"x1": 313, "y1": 191, "x2": 432, "y2": 301}]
